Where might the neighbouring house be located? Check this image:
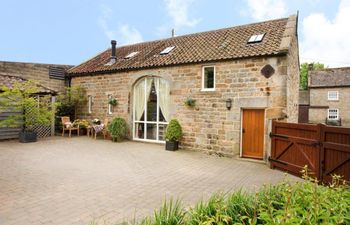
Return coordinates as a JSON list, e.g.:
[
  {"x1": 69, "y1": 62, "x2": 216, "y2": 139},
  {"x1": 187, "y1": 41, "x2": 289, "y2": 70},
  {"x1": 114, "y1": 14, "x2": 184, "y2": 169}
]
[
  {"x1": 67, "y1": 15, "x2": 300, "y2": 160},
  {"x1": 0, "y1": 61, "x2": 73, "y2": 139},
  {"x1": 308, "y1": 67, "x2": 350, "y2": 127}
]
